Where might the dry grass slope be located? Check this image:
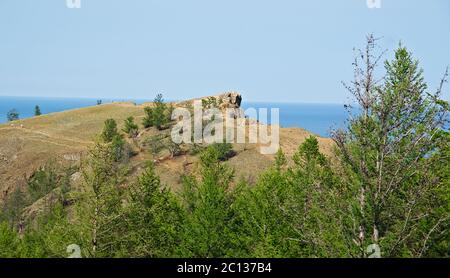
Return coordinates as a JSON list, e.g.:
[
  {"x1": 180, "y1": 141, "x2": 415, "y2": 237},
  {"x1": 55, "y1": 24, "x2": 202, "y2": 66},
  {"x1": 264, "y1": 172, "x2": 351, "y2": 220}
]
[{"x1": 0, "y1": 101, "x2": 335, "y2": 203}]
